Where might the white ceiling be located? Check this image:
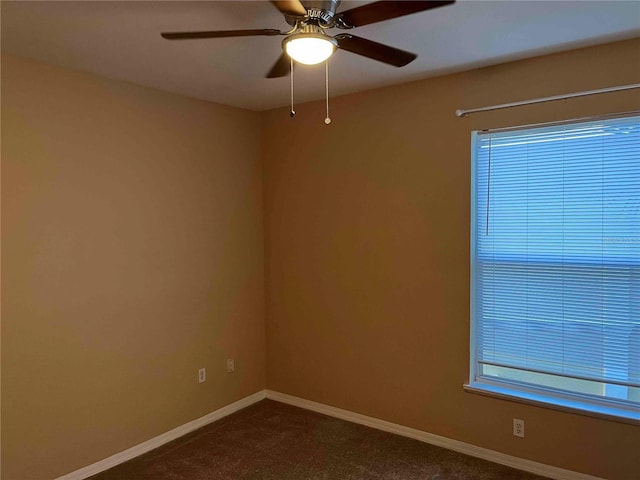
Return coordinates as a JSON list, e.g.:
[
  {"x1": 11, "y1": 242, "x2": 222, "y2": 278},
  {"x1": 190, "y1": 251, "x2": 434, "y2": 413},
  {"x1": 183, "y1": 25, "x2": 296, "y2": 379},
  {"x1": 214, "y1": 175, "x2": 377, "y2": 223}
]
[{"x1": 2, "y1": 1, "x2": 639, "y2": 111}]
